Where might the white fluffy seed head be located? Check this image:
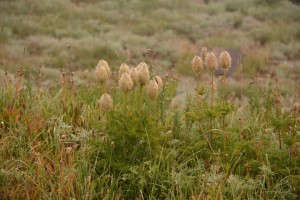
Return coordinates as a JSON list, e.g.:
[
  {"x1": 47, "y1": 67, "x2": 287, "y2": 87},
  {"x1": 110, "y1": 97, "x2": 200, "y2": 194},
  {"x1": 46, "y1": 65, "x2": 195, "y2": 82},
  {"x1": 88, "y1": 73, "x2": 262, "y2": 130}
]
[
  {"x1": 219, "y1": 51, "x2": 232, "y2": 70},
  {"x1": 154, "y1": 75, "x2": 163, "y2": 91},
  {"x1": 192, "y1": 56, "x2": 203, "y2": 74},
  {"x1": 98, "y1": 93, "x2": 113, "y2": 113},
  {"x1": 119, "y1": 73, "x2": 133, "y2": 94},
  {"x1": 130, "y1": 67, "x2": 139, "y2": 86},
  {"x1": 206, "y1": 52, "x2": 218, "y2": 72},
  {"x1": 97, "y1": 59, "x2": 111, "y2": 77},
  {"x1": 118, "y1": 63, "x2": 130, "y2": 78},
  {"x1": 147, "y1": 80, "x2": 159, "y2": 99},
  {"x1": 95, "y1": 65, "x2": 108, "y2": 84},
  {"x1": 137, "y1": 62, "x2": 150, "y2": 86}
]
